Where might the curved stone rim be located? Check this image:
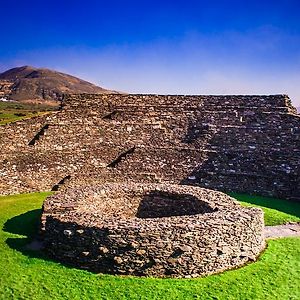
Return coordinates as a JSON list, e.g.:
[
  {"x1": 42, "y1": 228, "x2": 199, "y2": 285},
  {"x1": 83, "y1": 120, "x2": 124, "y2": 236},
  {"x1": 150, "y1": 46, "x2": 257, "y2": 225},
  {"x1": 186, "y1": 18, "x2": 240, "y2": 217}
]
[
  {"x1": 42, "y1": 183, "x2": 265, "y2": 278},
  {"x1": 42, "y1": 182, "x2": 244, "y2": 228}
]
